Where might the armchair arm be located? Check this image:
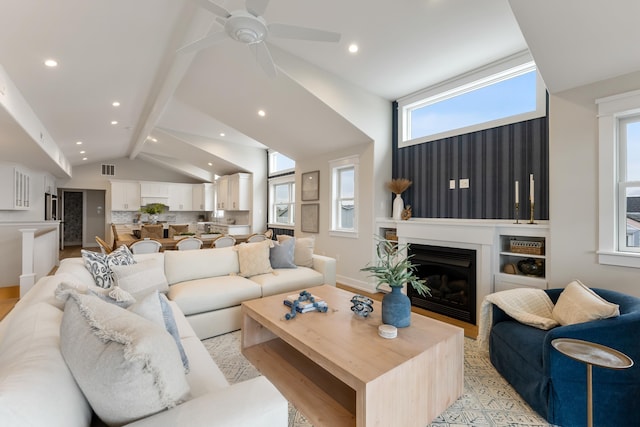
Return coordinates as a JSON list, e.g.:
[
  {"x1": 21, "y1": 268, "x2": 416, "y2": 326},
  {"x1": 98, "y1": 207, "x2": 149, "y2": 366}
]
[
  {"x1": 125, "y1": 377, "x2": 287, "y2": 427},
  {"x1": 542, "y1": 312, "x2": 640, "y2": 381},
  {"x1": 312, "y1": 254, "x2": 336, "y2": 286}
]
